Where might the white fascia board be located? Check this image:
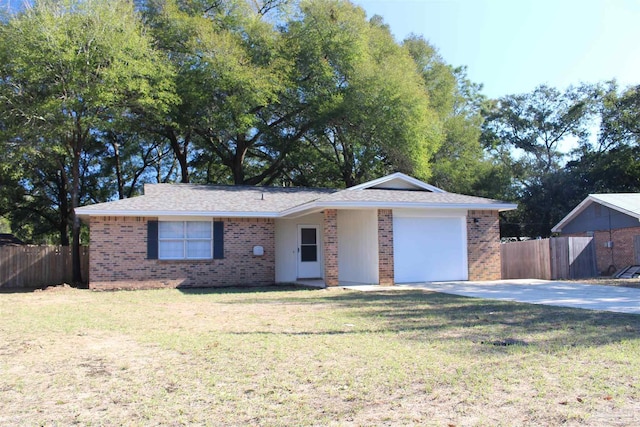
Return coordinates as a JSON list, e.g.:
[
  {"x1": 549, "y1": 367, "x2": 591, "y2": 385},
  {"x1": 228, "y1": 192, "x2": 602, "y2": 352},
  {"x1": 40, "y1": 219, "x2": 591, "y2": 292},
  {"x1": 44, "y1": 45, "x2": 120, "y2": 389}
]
[
  {"x1": 551, "y1": 196, "x2": 596, "y2": 233},
  {"x1": 346, "y1": 172, "x2": 446, "y2": 193},
  {"x1": 316, "y1": 201, "x2": 517, "y2": 211},
  {"x1": 278, "y1": 208, "x2": 326, "y2": 219},
  {"x1": 393, "y1": 208, "x2": 469, "y2": 218},
  {"x1": 278, "y1": 202, "x2": 323, "y2": 218},
  {"x1": 280, "y1": 201, "x2": 517, "y2": 217},
  {"x1": 74, "y1": 209, "x2": 280, "y2": 218}
]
